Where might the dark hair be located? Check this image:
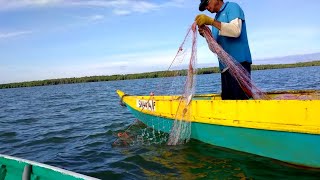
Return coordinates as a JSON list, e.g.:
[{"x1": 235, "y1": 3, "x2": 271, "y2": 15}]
[{"x1": 199, "y1": 0, "x2": 224, "y2": 11}]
